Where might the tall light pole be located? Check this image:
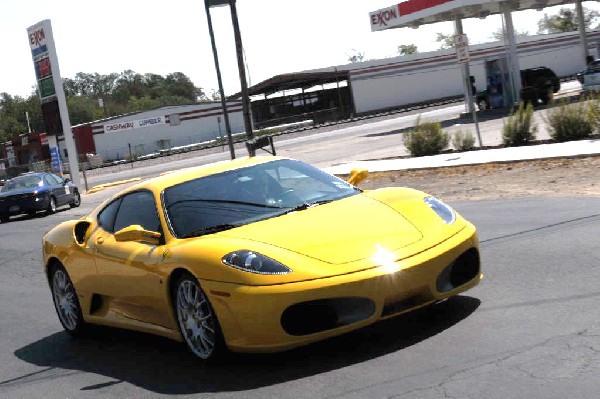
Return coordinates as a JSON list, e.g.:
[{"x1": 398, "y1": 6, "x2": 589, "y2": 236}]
[
  {"x1": 228, "y1": 0, "x2": 255, "y2": 151},
  {"x1": 205, "y1": 0, "x2": 255, "y2": 156},
  {"x1": 204, "y1": 0, "x2": 236, "y2": 159}
]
